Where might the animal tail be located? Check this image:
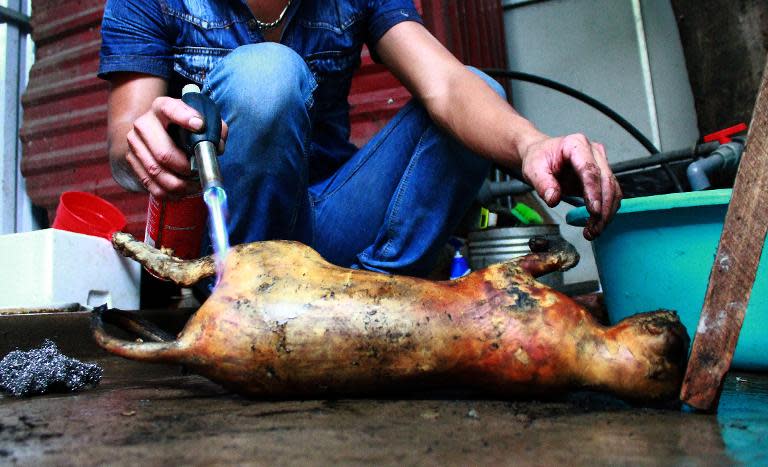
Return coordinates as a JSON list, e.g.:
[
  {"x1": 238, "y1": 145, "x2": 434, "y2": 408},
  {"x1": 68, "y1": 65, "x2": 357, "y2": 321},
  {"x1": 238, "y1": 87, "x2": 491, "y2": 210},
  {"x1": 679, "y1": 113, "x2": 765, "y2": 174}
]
[{"x1": 91, "y1": 306, "x2": 186, "y2": 363}]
